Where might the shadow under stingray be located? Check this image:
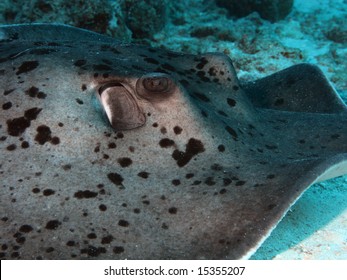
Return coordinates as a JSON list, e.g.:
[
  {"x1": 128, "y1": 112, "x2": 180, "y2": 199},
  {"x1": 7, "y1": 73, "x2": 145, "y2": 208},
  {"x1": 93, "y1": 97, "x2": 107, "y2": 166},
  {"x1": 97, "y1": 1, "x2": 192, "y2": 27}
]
[{"x1": 251, "y1": 175, "x2": 347, "y2": 259}]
